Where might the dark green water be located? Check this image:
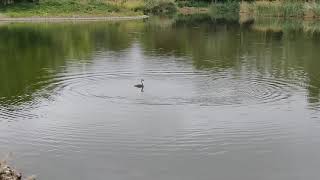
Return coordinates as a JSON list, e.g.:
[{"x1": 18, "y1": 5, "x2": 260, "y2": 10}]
[{"x1": 0, "y1": 15, "x2": 320, "y2": 180}]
